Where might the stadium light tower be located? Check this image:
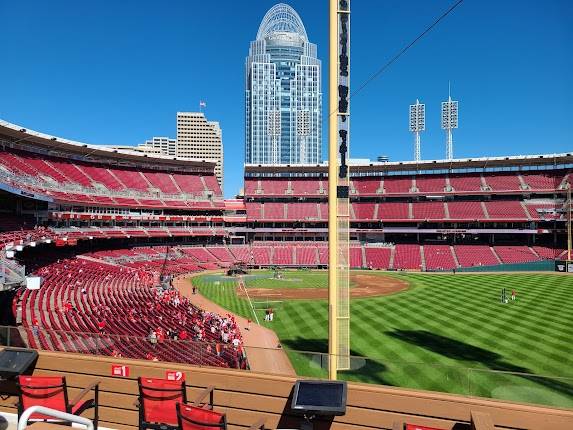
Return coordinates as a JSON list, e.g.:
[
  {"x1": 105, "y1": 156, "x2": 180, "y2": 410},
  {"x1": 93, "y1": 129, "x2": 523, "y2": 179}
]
[
  {"x1": 409, "y1": 99, "x2": 425, "y2": 162},
  {"x1": 441, "y1": 85, "x2": 458, "y2": 160}
]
